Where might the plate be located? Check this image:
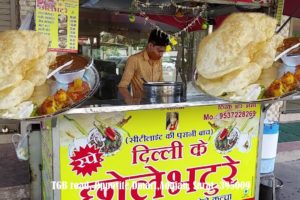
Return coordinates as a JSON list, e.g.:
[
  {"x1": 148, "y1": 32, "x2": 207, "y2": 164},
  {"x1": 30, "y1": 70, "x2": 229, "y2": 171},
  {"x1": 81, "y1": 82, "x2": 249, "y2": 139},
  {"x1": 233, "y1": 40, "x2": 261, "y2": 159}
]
[
  {"x1": 214, "y1": 127, "x2": 240, "y2": 154},
  {"x1": 68, "y1": 126, "x2": 125, "y2": 158},
  {"x1": 193, "y1": 63, "x2": 300, "y2": 103},
  {"x1": 1, "y1": 66, "x2": 100, "y2": 120},
  {"x1": 89, "y1": 126, "x2": 124, "y2": 156}
]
